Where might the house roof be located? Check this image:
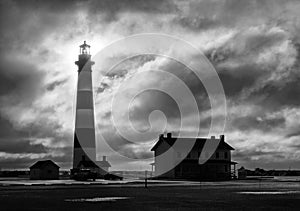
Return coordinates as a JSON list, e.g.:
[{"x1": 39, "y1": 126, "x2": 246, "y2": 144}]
[
  {"x1": 151, "y1": 136, "x2": 234, "y2": 152},
  {"x1": 96, "y1": 160, "x2": 111, "y2": 168},
  {"x1": 30, "y1": 160, "x2": 60, "y2": 169}
]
